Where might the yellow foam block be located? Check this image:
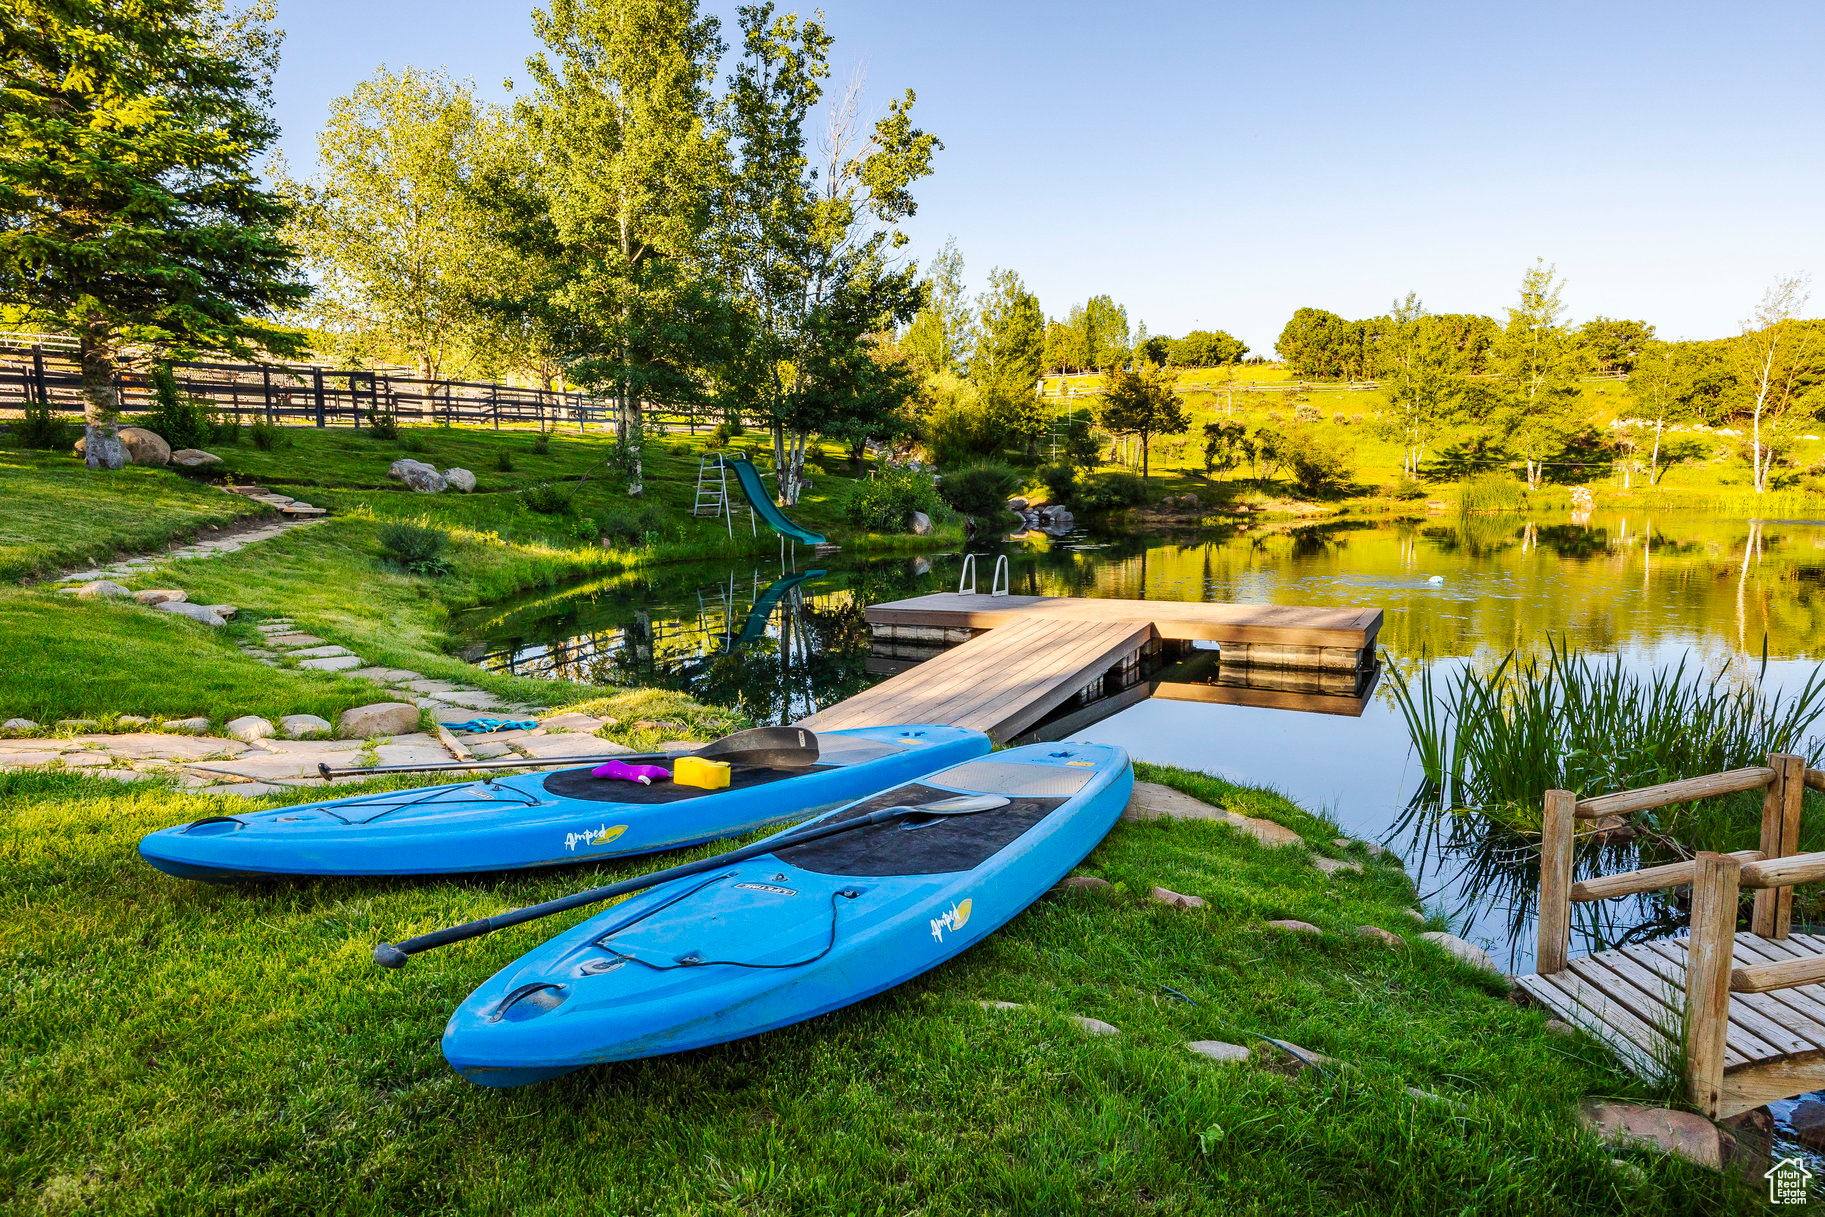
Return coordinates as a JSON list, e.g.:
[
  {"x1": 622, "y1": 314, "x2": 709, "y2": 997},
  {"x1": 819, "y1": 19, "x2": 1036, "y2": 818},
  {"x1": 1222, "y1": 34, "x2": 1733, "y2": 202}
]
[{"x1": 673, "y1": 755, "x2": 731, "y2": 790}]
